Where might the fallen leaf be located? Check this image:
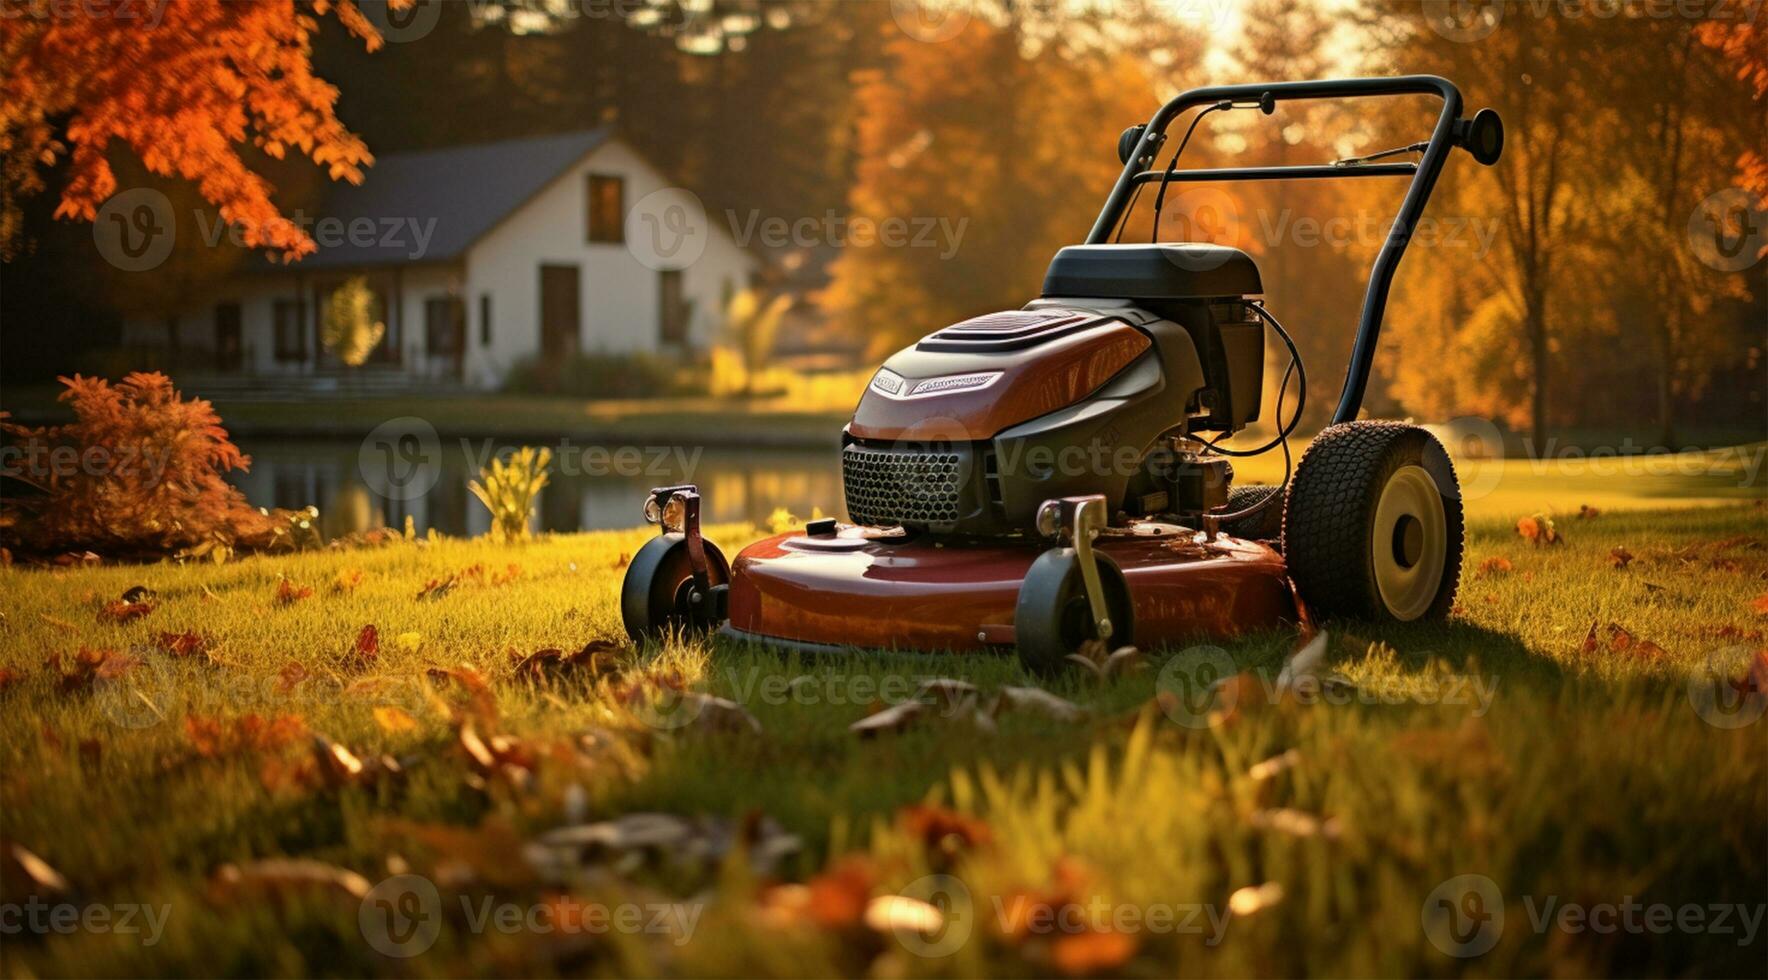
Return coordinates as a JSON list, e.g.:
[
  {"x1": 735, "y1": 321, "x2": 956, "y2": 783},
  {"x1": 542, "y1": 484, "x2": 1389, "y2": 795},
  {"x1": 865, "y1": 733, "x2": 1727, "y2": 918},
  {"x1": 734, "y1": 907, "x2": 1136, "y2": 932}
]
[
  {"x1": 4, "y1": 843, "x2": 71, "y2": 898},
  {"x1": 864, "y1": 894, "x2": 945, "y2": 936},
  {"x1": 311, "y1": 732, "x2": 366, "y2": 787},
  {"x1": 512, "y1": 640, "x2": 625, "y2": 681},
  {"x1": 332, "y1": 568, "x2": 365, "y2": 593},
  {"x1": 97, "y1": 599, "x2": 155, "y2": 624},
  {"x1": 349, "y1": 625, "x2": 379, "y2": 666},
  {"x1": 373, "y1": 705, "x2": 419, "y2": 733},
  {"x1": 154, "y1": 631, "x2": 211, "y2": 658},
  {"x1": 45, "y1": 648, "x2": 140, "y2": 693},
  {"x1": 209, "y1": 859, "x2": 371, "y2": 903},
  {"x1": 991, "y1": 686, "x2": 1087, "y2": 723},
  {"x1": 849, "y1": 699, "x2": 924, "y2": 737},
  {"x1": 396, "y1": 632, "x2": 423, "y2": 653},
  {"x1": 1051, "y1": 928, "x2": 1138, "y2": 976},
  {"x1": 1610, "y1": 546, "x2": 1635, "y2": 569},
  {"x1": 1275, "y1": 631, "x2": 1330, "y2": 694},
  {"x1": 1249, "y1": 807, "x2": 1341, "y2": 840},
  {"x1": 613, "y1": 552, "x2": 632, "y2": 570},
  {"x1": 1518, "y1": 513, "x2": 1562, "y2": 546},
  {"x1": 1226, "y1": 881, "x2": 1285, "y2": 916},
  {"x1": 276, "y1": 661, "x2": 310, "y2": 693},
  {"x1": 0, "y1": 667, "x2": 22, "y2": 693},
  {"x1": 275, "y1": 579, "x2": 313, "y2": 606},
  {"x1": 1248, "y1": 749, "x2": 1302, "y2": 782},
  {"x1": 899, "y1": 803, "x2": 992, "y2": 856},
  {"x1": 1577, "y1": 504, "x2": 1602, "y2": 519},
  {"x1": 1477, "y1": 556, "x2": 1514, "y2": 576},
  {"x1": 1751, "y1": 593, "x2": 1768, "y2": 617},
  {"x1": 914, "y1": 677, "x2": 980, "y2": 711}
]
